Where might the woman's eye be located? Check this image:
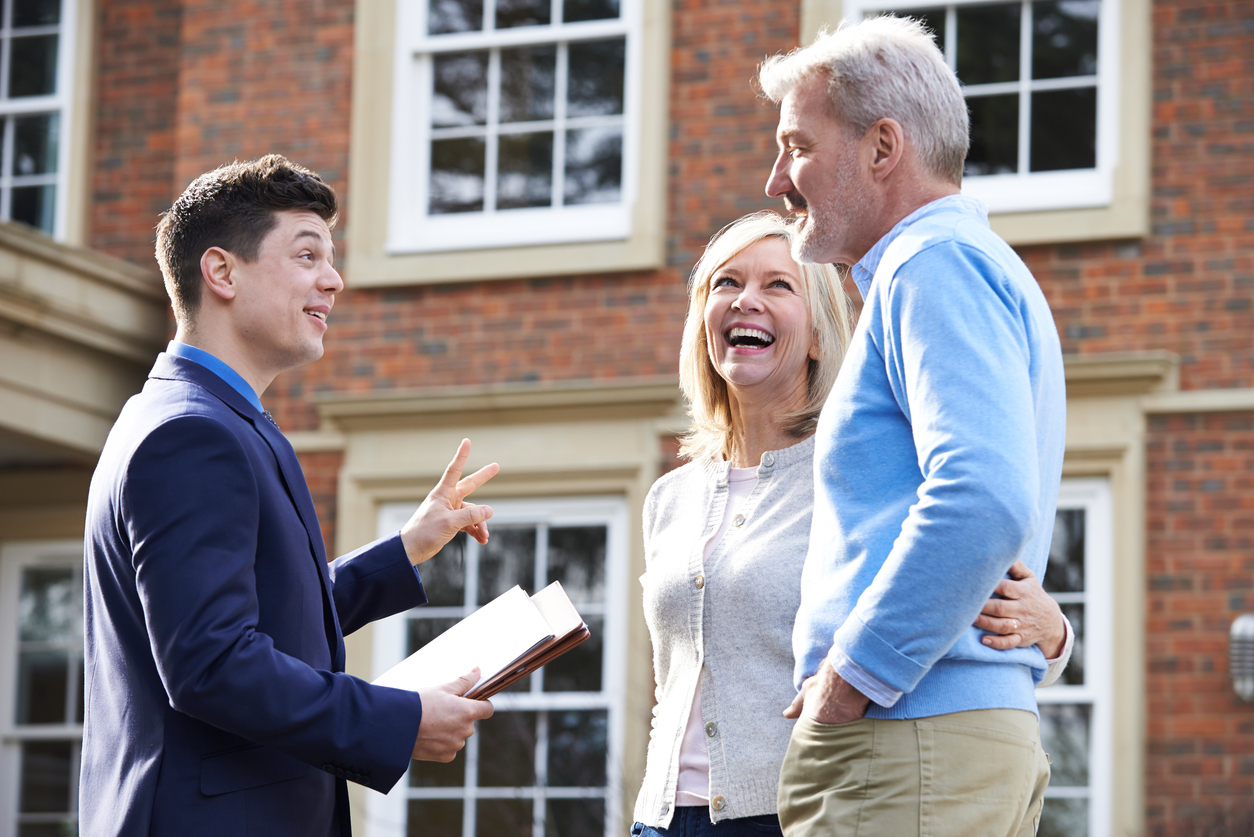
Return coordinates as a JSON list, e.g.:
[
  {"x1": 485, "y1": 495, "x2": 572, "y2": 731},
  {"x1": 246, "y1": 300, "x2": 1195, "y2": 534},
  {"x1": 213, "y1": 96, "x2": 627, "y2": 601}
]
[{"x1": 712, "y1": 276, "x2": 736, "y2": 289}]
